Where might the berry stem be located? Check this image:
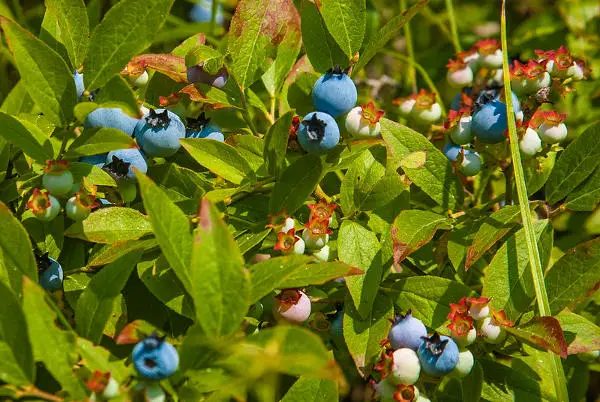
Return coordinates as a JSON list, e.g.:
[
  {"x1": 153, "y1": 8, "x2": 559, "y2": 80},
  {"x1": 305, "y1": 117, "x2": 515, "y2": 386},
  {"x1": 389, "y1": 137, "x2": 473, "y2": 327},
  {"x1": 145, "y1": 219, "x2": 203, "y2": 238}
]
[
  {"x1": 17, "y1": 386, "x2": 63, "y2": 402},
  {"x1": 500, "y1": 2, "x2": 569, "y2": 401},
  {"x1": 444, "y1": 0, "x2": 462, "y2": 53}
]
